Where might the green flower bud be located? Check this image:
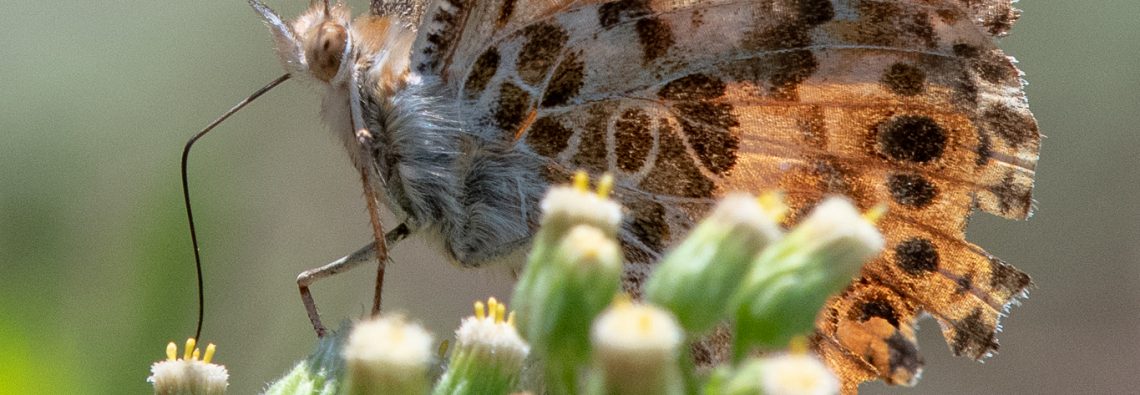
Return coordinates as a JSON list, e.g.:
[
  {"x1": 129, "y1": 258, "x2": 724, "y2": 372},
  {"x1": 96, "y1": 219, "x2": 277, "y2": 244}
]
[
  {"x1": 263, "y1": 327, "x2": 347, "y2": 395},
  {"x1": 148, "y1": 338, "x2": 229, "y2": 395},
  {"x1": 587, "y1": 300, "x2": 685, "y2": 395},
  {"x1": 646, "y1": 193, "x2": 784, "y2": 333},
  {"x1": 730, "y1": 197, "x2": 884, "y2": 355},
  {"x1": 707, "y1": 352, "x2": 839, "y2": 395},
  {"x1": 264, "y1": 362, "x2": 338, "y2": 395},
  {"x1": 519, "y1": 172, "x2": 622, "y2": 286},
  {"x1": 433, "y1": 298, "x2": 530, "y2": 395},
  {"x1": 513, "y1": 223, "x2": 623, "y2": 394},
  {"x1": 342, "y1": 315, "x2": 434, "y2": 395},
  {"x1": 513, "y1": 172, "x2": 622, "y2": 357}
]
